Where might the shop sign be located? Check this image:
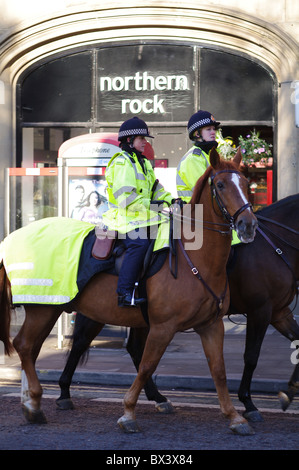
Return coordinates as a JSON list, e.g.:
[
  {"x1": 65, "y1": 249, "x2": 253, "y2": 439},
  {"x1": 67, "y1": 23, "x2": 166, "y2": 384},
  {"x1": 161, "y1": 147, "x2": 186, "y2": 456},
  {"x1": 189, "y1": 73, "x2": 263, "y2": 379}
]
[{"x1": 97, "y1": 45, "x2": 194, "y2": 122}]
